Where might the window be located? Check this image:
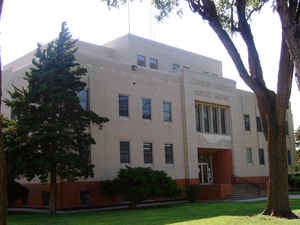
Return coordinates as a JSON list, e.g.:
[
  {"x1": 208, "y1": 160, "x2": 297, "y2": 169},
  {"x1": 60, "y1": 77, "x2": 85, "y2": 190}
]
[
  {"x1": 142, "y1": 98, "x2": 151, "y2": 120},
  {"x1": 195, "y1": 101, "x2": 228, "y2": 135},
  {"x1": 286, "y1": 121, "x2": 289, "y2": 135},
  {"x1": 163, "y1": 102, "x2": 172, "y2": 122},
  {"x1": 143, "y1": 142, "x2": 153, "y2": 164},
  {"x1": 42, "y1": 192, "x2": 49, "y2": 206},
  {"x1": 288, "y1": 150, "x2": 292, "y2": 165},
  {"x1": 78, "y1": 89, "x2": 88, "y2": 110},
  {"x1": 165, "y1": 144, "x2": 174, "y2": 164},
  {"x1": 80, "y1": 191, "x2": 91, "y2": 205},
  {"x1": 203, "y1": 105, "x2": 210, "y2": 133},
  {"x1": 212, "y1": 107, "x2": 218, "y2": 134},
  {"x1": 120, "y1": 141, "x2": 130, "y2": 163},
  {"x1": 244, "y1": 114, "x2": 250, "y2": 131},
  {"x1": 172, "y1": 64, "x2": 180, "y2": 73},
  {"x1": 195, "y1": 104, "x2": 201, "y2": 132},
  {"x1": 11, "y1": 109, "x2": 17, "y2": 120},
  {"x1": 119, "y1": 95, "x2": 129, "y2": 117},
  {"x1": 256, "y1": 117, "x2": 262, "y2": 132},
  {"x1": 258, "y1": 148, "x2": 265, "y2": 165},
  {"x1": 149, "y1": 57, "x2": 158, "y2": 69},
  {"x1": 246, "y1": 148, "x2": 253, "y2": 164},
  {"x1": 221, "y1": 109, "x2": 226, "y2": 134},
  {"x1": 137, "y1": 55, "x2": 146, "y2": 67}
]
